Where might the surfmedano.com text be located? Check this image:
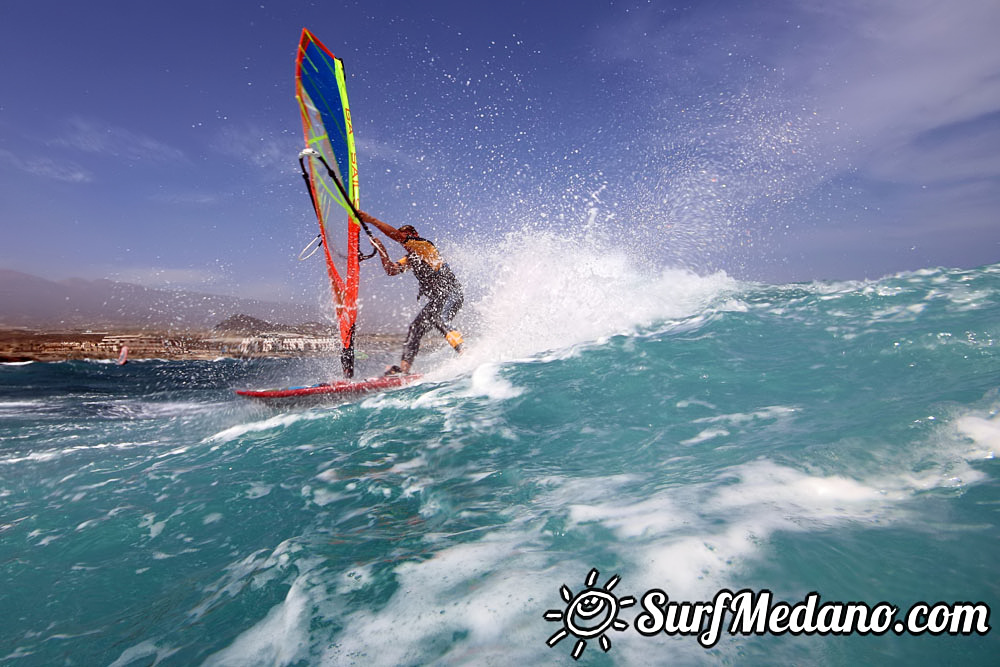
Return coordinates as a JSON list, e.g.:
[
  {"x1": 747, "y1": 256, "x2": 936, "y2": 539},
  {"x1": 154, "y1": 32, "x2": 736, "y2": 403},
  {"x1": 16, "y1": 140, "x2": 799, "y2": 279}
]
[{"x1": 634, "y1": 589, "x2": 991, "y2": 647}]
